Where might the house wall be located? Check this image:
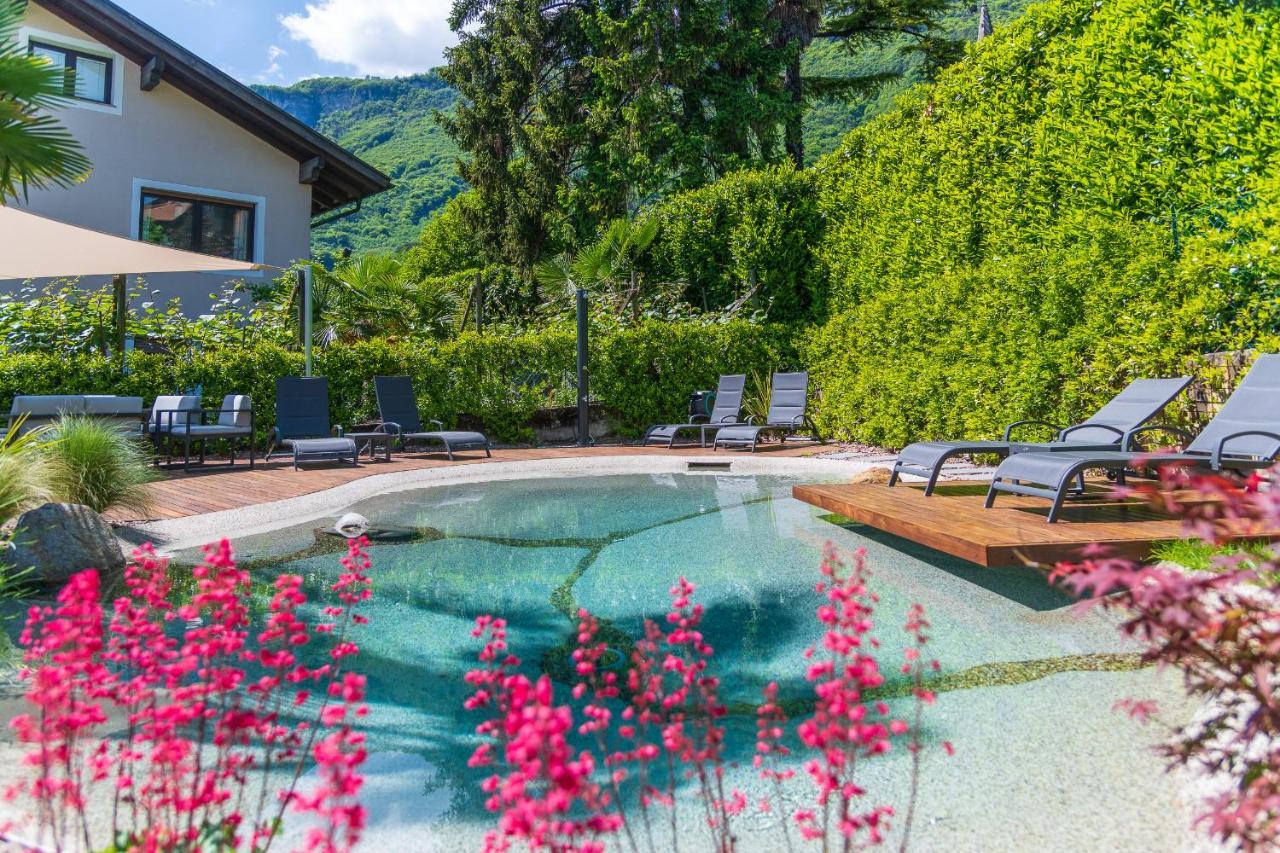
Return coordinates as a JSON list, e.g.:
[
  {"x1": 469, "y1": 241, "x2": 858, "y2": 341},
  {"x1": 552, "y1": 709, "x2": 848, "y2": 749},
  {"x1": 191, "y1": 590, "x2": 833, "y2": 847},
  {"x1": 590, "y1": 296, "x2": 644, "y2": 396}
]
[{"x1": 4, "y1": 4, "x2": 312, "y2": 315}]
